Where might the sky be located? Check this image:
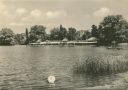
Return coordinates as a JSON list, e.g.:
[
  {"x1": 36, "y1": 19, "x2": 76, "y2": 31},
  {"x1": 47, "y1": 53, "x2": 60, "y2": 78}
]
[{"x1": 0, "y1": 0, "x2": 128, "y2": 33}]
